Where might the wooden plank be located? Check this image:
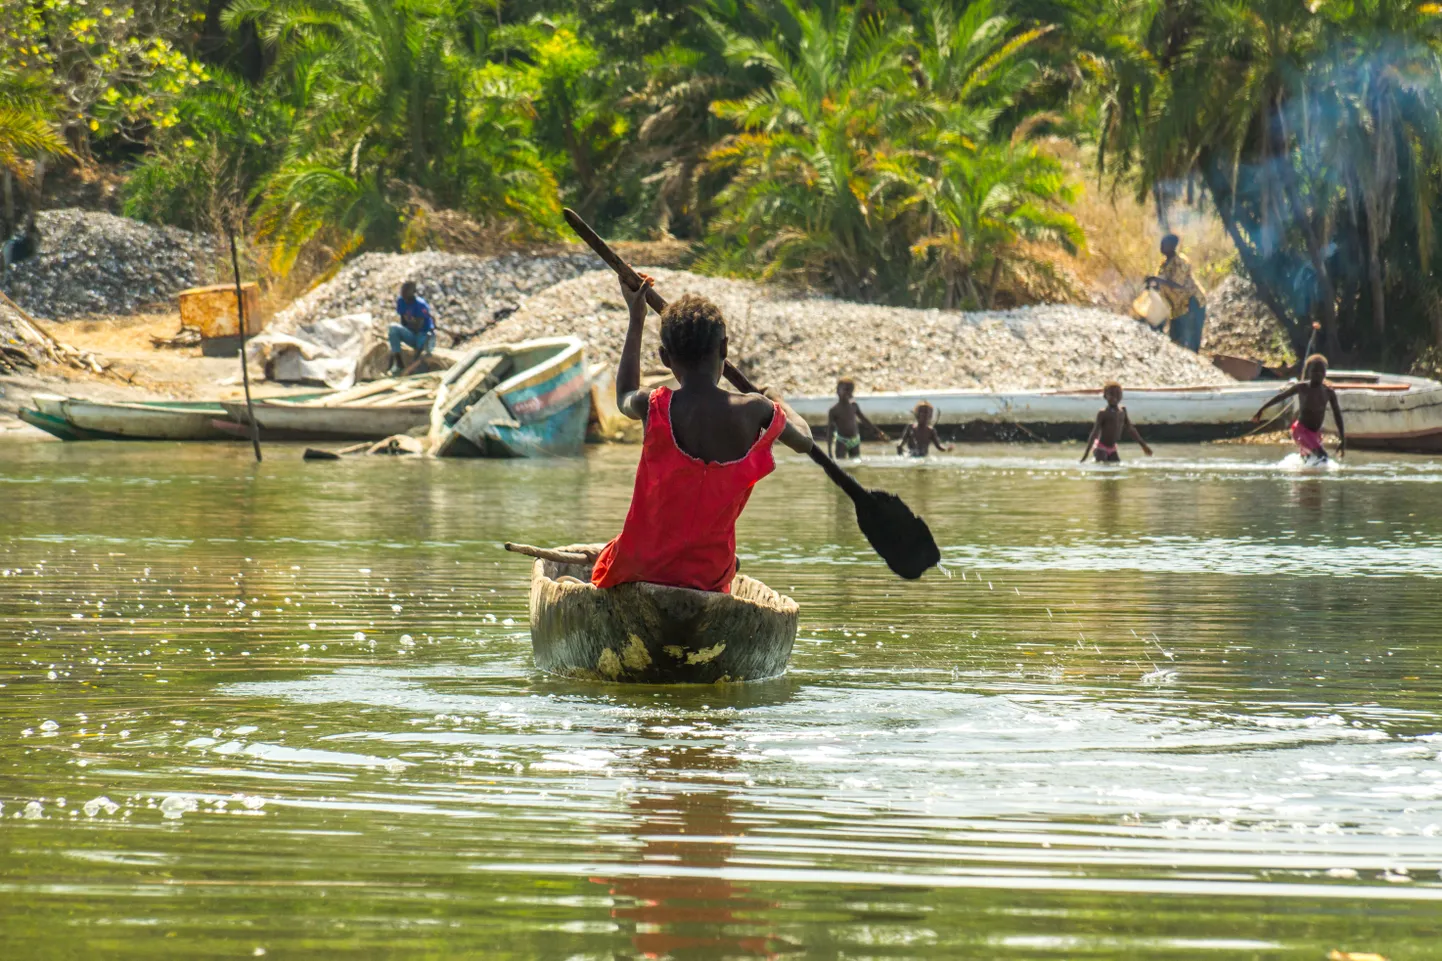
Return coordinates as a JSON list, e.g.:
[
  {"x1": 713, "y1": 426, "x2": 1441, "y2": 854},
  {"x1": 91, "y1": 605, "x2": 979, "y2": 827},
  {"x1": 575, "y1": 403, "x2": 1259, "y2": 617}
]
[
  {"x1": 367, "y1": 388, "x2": 432, "y2": 408},
  {"x1": 302, "y1": 378, "x2": 397, "y2": 407}
]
